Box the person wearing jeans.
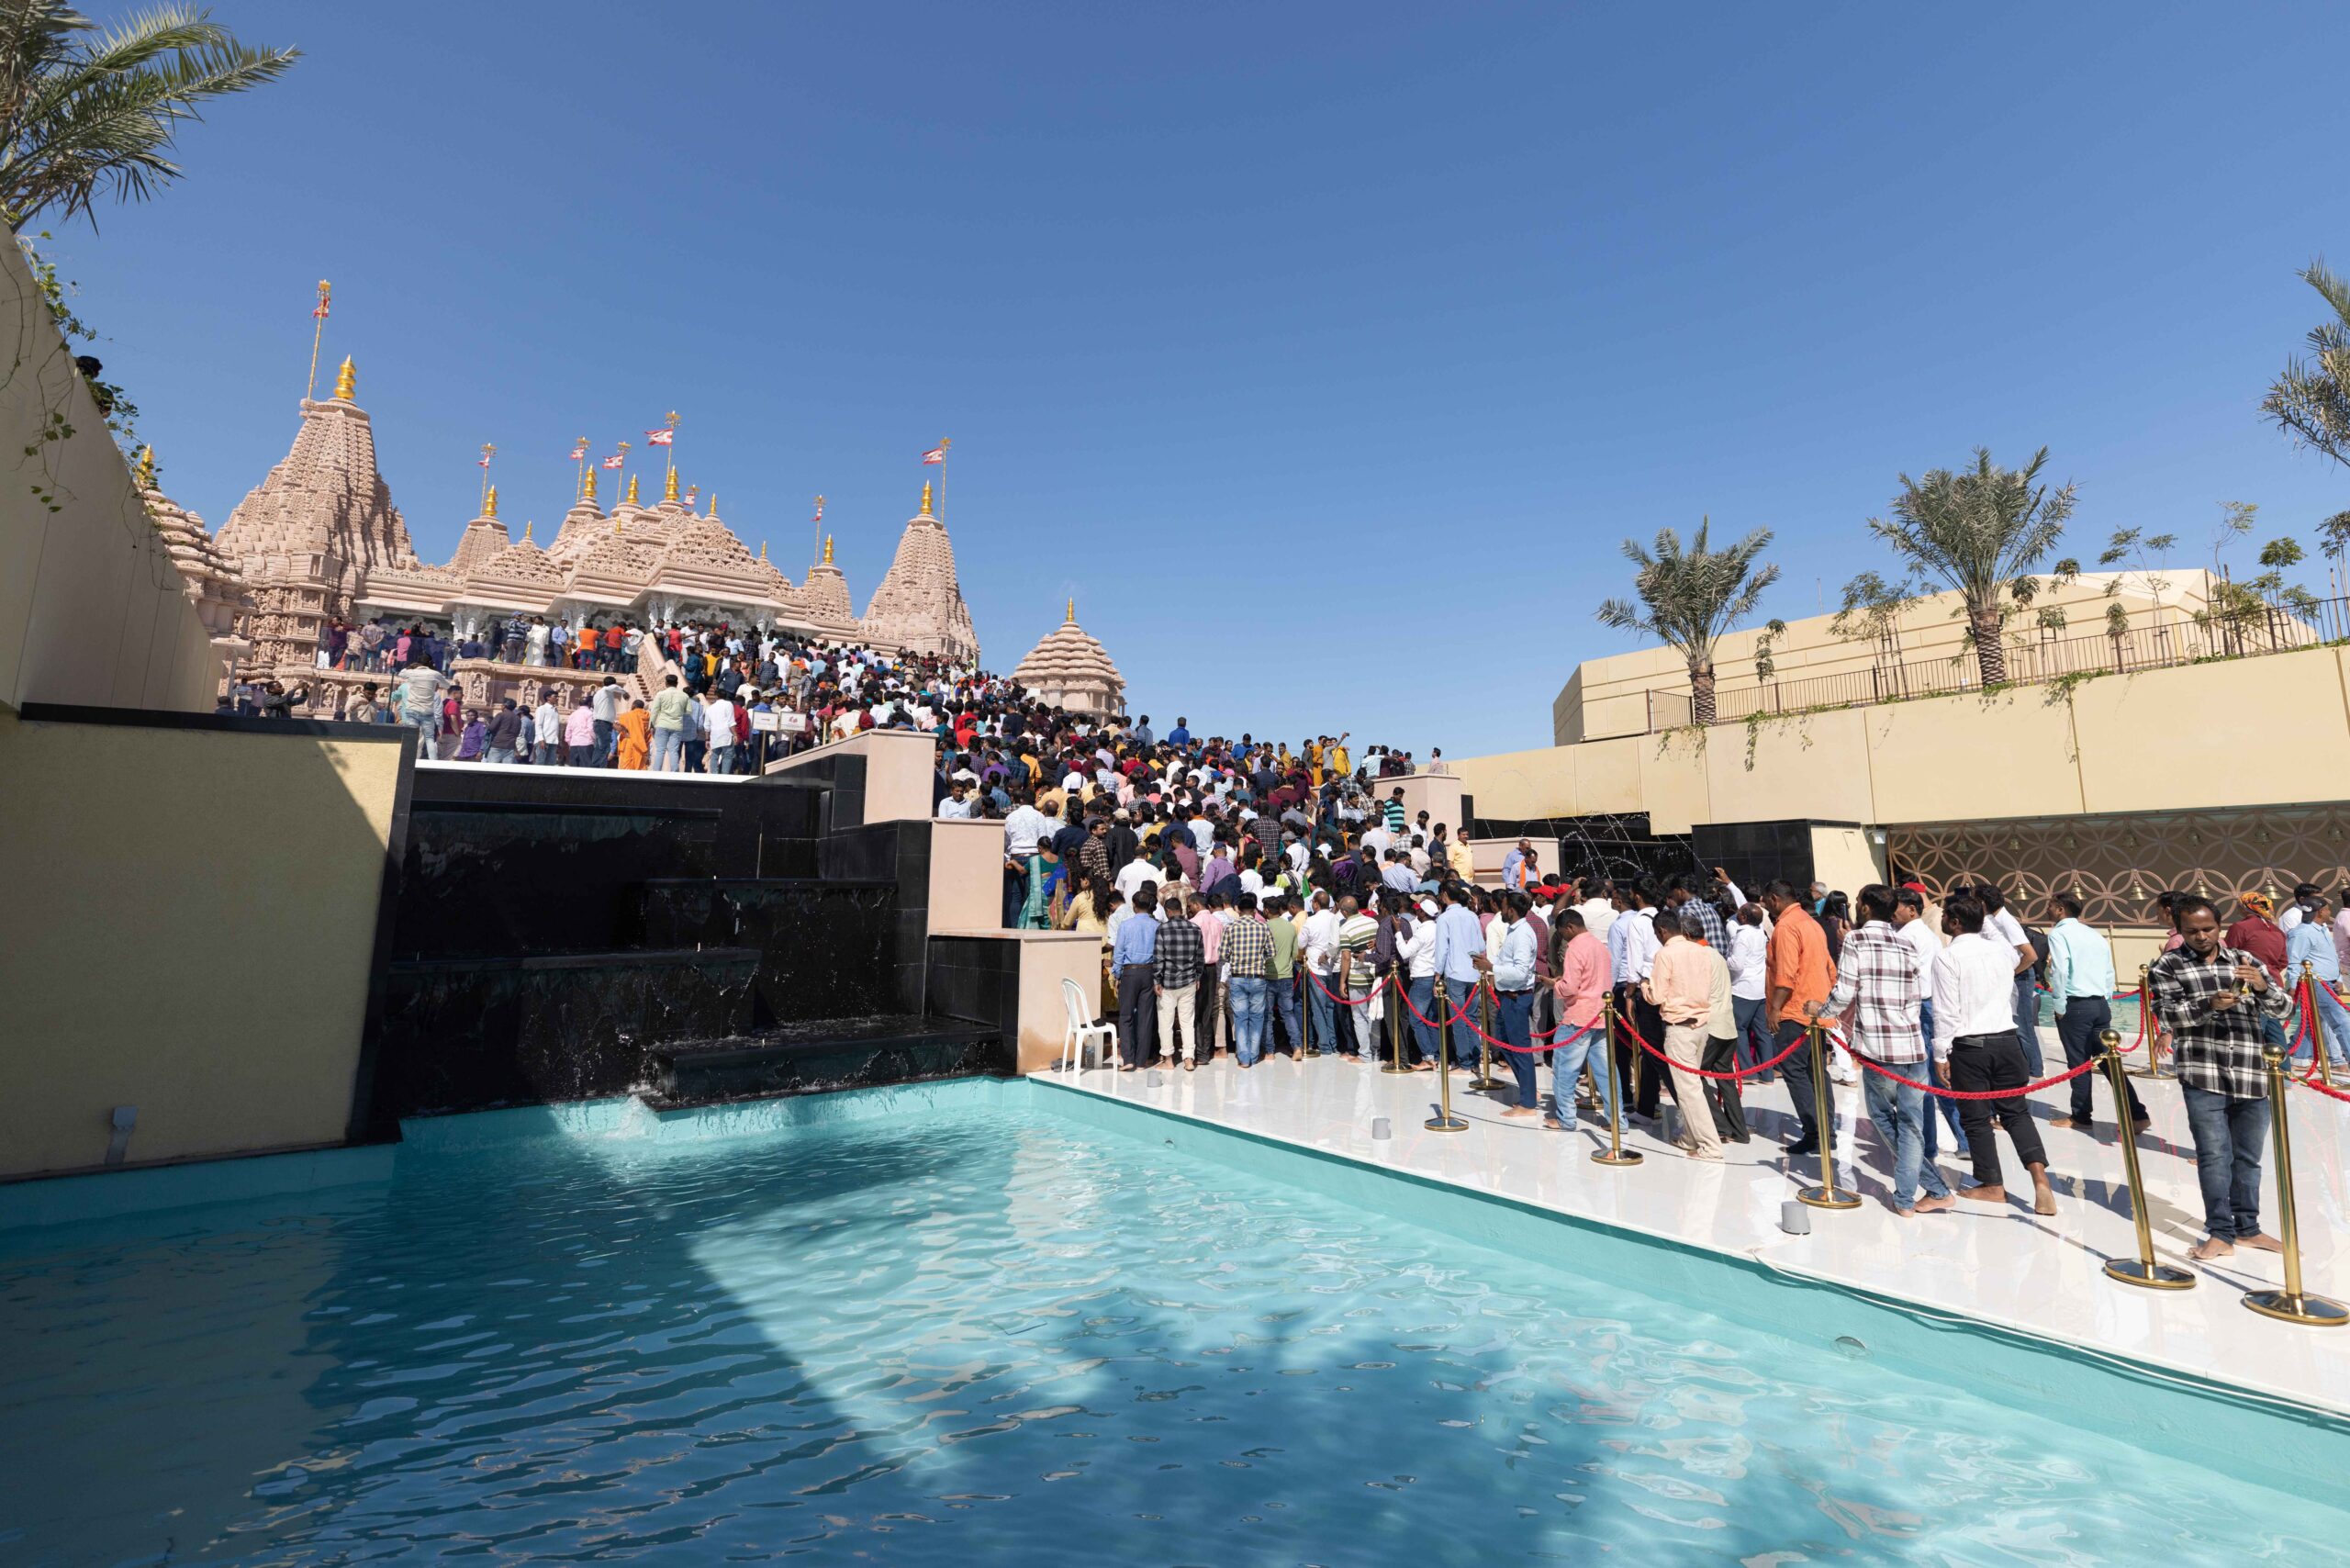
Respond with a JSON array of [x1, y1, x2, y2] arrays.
[[1222, 900, 1275, 1069], [2146, 897, 2292, 1260], [1547, 908, 1609, 1118], [1820, 885, 1953, 1214], [2286, 896, 2350, 1070], [1489, 892, 1541, 1117]]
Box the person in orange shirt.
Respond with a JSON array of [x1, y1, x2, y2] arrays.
[[614, 699, 653, 770], [1763, 879, 1837, 1157]]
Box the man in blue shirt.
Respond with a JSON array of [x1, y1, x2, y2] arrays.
[[2287, 891, 2350, 1070], [1429, 881, 1486, 1072], [1166, 716, 1192, 747], [1113, 885, 1162, 1070], [2043, 894, 2147, 1133]]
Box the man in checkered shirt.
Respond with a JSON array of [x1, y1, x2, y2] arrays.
[[1816, 884, 1955, 1216], [2146, 896, 2293, 1260]]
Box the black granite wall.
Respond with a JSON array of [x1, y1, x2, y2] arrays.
[[633, 879, 900, 1025], [820, 820, 934, 1014]]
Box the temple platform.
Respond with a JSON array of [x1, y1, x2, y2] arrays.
[[1036, 1039, 2350, 1422]]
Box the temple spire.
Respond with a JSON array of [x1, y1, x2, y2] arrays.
[[133, 445, 155, 490], [625, 473, 640, 505], [823, 534, 834, 565], [663, 465, 679, 503], [918, 480, 934, 518], [1067, 597, 1075, 622], [331, 355, 356, 401], [484, 484, 498, 519]]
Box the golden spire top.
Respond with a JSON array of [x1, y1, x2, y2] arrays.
[[1067, 597, 1075, 622], [133, 445, 154, 490], [485, 484, 498, 519], [522, 520, 533, 542], [625, 473, 640, 504], [823, 534, 834, 566], [663, 465, 679, 503], [331, 355, 356, 401], [583, 465, 598, 501], [758, 539, 768, 561], [918, 480, 934, 517], [708, 493, 720, 519]]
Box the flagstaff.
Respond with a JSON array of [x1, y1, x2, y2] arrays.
[[810, 494, 825, 567], [923, 436, 951, 521], [477, 442, 496, 510], [304, 280, 330, 401]]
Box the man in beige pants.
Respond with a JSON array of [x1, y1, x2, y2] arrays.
[[1642, 908, 1724, 1159], [1153, 892, 1205, 1069]]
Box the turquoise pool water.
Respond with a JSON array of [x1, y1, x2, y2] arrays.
[[1, 1093, 2342, 1564]]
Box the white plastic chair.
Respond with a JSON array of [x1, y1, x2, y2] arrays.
[[1060, 977, 1115, 1073]]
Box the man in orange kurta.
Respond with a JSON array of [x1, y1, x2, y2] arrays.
[[1763, 881, 1837, 1156], [615, 700, 652, 770]]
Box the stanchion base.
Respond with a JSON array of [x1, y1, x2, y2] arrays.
[[1466, 1073, 1505, 1092], [1591, 1149, 1644, 1166], [2244, 1290, 2350, 1326], [1796, 1184, 1863, 1211], [1424, 1114, 1470, 1133], [2104, 1258, 2197, 1291], [1380, 1063, 1414, 1076]]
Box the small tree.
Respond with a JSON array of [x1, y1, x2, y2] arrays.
[[2196, 501, 2318, 651], [1595, 518, 1778, 725], [1841, 447, 2075, 687], [2264, 261, 2350, 469]]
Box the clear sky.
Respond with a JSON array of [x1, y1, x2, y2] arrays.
[[62, 3, 2350, 756]]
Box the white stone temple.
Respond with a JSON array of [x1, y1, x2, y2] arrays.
[[1011, 601, 1125, 716]]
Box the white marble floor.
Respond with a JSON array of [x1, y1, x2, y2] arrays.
[[1036, 1036, 2350, 1419]]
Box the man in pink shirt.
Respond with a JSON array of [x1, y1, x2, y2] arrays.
[[1641, 908, 1723, 1159], [1547, 909, 1617, 1131], [1192, 892, 1227, 1059]]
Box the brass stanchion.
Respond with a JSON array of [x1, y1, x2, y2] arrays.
[[1426, 978, 1467, 1132], [1796, 1020, 1859, 1210], [2244, 1046, 2348, 1326], [1592, 999, 1643, 1166], [2128, 962, 2170, 1080], [1469, 981, 1504, 1092], [2097, 1028, 2194, 1290], [2301, 962, 2336, 1089], [1382, 970, 1411, 1074]]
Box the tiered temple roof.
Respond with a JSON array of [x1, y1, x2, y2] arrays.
[[861, 481, 980, 663], [1011, 600, 1124, 716], [135, 447, 250, 662]]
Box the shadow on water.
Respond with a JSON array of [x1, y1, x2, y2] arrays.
[[1, 1098, 2342, 1565]]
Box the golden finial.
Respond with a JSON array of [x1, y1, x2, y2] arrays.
[[758, 539, 768, 560], [1067, 597, 1075, 622], [823, 534, 834, 566], [331, 355, 356, 401], [708, 493, 720, 519], [918, 480, 934, 517], [522, 520, 533, 542], [625, 473, 640, 504], [133, 444, 154, 490], [485, 484, 498, 519], [583, 466, 598, 501], [663, 465, 679, 503]]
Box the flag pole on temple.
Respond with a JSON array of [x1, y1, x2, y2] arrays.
[[647, 411, 678, 498], [305, 281, 331, 400], [810, 494, 825, 568], [923, 437, 950, 520], [571, 437, 589, 498], [477, 442, 496, 510], [614, 440, 632, 505]]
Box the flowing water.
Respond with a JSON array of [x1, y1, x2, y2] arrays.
[[0, 1098, 2337, 1565]]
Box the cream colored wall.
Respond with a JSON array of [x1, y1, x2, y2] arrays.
[[1393, 772, 1464, 839], [1459, 644, 2350, 835], [1010, 932, 1106, 1072], [1808, 825, 1886, 894], [0, 710, 404, 1177], [763, 727, 937, 822], [930, 817, 1007, 931], [0, 240, 220, 715], [1554, 572, 2222, 745]]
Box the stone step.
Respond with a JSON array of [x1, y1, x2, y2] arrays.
[[647, 1015, 1004, 1108]]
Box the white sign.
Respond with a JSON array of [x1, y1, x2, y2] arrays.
[[754, 710, 807, 734]]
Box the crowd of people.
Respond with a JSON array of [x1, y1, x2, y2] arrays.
[[1043, 823, 2350, 1261]]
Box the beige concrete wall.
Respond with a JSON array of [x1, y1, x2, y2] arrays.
[[0, 240, 220, 716], [0, 709, 404, 1177], [1011, 933, 1104, 1072], [1392, 772, 1465, 839], [1808, 824, 1886, 895], [931, 817, 1006, 931], [763, 727, 937, 823]]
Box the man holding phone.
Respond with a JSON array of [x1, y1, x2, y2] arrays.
[[2146, 897, 2295, 1261]]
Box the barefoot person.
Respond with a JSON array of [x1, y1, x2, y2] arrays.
[[1929, 893, 2057, 1215], [2147, 896, 2293, 1261]]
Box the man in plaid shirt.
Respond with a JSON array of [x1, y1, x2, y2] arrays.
[[1816, 884, 1954, 1215], [2147, 896, 2293, 1260], [1667, 879, 1727, 949], [1153, 892, 1207, 1070], [1222, 897, 1277, 1067]]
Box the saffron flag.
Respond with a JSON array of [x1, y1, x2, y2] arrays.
[[645, 429, 675, 446], [921, 445, 946, 465], [569, 442, 588, 460], [601, 455, 624, 470]]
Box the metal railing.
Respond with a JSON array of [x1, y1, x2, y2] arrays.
[[1637, 595, 2350, 732]]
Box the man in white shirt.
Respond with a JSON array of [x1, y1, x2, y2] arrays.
[[1727, 903, 1770, 1073], [1895, 885, 1968, 1163], [1974, 882, 2043, 1075], [1574, 879, 1616, 946], [1115, 852, 1162, 903], [938, 781, 976, 819], [1930, 893, 2055, 1215], [703, 693, 739, 773], [532, 697, 562, 766], [1302, 892, 1344, 1057]]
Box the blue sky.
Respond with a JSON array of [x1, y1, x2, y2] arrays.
[[64, 3, 2350, 756]]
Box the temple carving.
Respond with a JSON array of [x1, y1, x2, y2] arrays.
[[860, 481, 979, 663]]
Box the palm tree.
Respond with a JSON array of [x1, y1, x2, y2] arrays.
[[1595, 518, 1778, 725], [2263, 260, 2350, 468], [0, 2, 297, 231], [1843, 447, 2075, 688]]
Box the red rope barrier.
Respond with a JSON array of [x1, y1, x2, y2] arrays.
[[1392, 973, 1478, 1030], [1614, 1010, 1807, 1081], [2298, 1069, 2350, 1103], [1434, 981, 1597, 1053], [1844, 1046, 2100, 1100]]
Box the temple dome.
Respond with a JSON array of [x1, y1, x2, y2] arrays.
[[1012, 603, 1124, 716]]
